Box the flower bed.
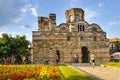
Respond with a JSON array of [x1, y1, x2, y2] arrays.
[[0, 65, 61, 80]]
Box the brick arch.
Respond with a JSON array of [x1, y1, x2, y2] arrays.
[[58, 23, 69, 32], [75, 21, 89, 32], [75, 21, 89, 26]]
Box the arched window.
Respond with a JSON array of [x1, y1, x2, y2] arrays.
[[80, 25, 82, 31], [56, 50, 60, 62], [78, 25, 85, 32], [78, 25, 80, 32], [67, 35, 71, 41], [92, 28, 97, 33], [69, 15, 72, 22], [93, 36, 97, 41], [62, 27, 66, 32], [83, 26, 85, 31], [75, 14, 79, 21], [80, 36, 84, 41]]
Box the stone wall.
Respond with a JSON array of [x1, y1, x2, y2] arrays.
[[32, 8, 110, 64]]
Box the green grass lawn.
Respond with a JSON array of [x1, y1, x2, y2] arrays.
[[58, 64, 93, 80], [102, 62, 120, 68]]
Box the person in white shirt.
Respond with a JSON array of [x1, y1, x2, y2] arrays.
[[90, 53, 96, 68], [22, 55, 26, 64]]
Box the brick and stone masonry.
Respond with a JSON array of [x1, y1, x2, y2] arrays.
[[32, 8, 110, 64]]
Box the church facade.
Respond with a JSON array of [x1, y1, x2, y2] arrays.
[[32, 8, 110, 64]]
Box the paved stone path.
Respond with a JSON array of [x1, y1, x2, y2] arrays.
[[71, 63, 120, 80]]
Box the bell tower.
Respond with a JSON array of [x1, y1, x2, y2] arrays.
[[49, 13, 56, 31], [65, 8, 84, 23]]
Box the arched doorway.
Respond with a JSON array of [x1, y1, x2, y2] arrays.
[[81, 46, 89, 63], [56, 50, 60, 62]]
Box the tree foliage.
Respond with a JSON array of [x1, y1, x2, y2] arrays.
[[0, 33, 30, 63]]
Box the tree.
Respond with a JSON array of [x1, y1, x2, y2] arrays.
[[0, 33, 10, 58], [0, 33, 30, 64]]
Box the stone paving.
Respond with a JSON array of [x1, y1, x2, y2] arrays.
[[71, 63, 120, 80]]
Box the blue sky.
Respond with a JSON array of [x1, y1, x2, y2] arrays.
[[0, 0, 120, 41]]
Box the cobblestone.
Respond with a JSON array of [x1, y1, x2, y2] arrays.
[[71, 63, 120, 80]]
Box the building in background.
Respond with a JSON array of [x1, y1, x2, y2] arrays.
[[109, 38, 120, 54], [32, 8, 110, 64]]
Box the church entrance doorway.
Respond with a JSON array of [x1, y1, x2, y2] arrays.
[[56, 50, 60, 62], [81, 46, 89, 63]]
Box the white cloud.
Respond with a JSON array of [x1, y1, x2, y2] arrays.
[[108, 21, 120, 26], [98, 3, 103, 8], [84, 8, 100, 21], [0, 0, 27, 26], [0, 0, 38, 26], [13, 31, 32, 41], [31, 7, 38, 17], [13, 32, 20, 36], [20, 25, 26, 29], [13, 7, 27, 22], [0, 32, 5, 37], [25, 33, 32, 41], [20, 24, 31, 29]]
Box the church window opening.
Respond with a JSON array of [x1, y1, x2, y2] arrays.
[[78, 25, 84, 32], [62, 27, 66, 32], [93, 36, 97, 41], [80, 25, 82, 31], [80, 36, 84, 41], [75, 14, 79, 21], [83, 25, 85, 31], [78, 25, 79, 31], [69, 15, 72, 22], [92, 27, 97, 33], [67, 35, 71, 41]]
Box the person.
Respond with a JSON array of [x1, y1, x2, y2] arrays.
[[45, 57, 50, 64], [90, 53, 96, 68], [56, 56, 59, 64], [3, 57, 6, 64], [11, 54, 15, 64], [22, 55, 26, 64], [74, 54, 77, 63], [74, 54, 78, 63]]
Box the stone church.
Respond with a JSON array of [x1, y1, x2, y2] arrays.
[[32, 8, 110, 64]]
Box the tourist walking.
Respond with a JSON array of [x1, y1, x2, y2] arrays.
[[90, 53, 96, 68]]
